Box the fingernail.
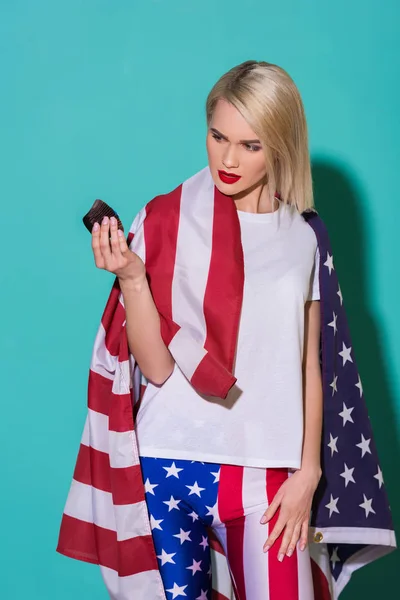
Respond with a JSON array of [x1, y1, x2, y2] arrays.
[[102, 216, 109, 224], [117, 229, 124, 237], [300, 544, 306, 552], [110, 216, 116, 226], [263, 545, 270, 553], [287, 549, 293, 557], [93, 222, 99, 231], [278, 553, 284, 562], [260, 516, 267, 524]]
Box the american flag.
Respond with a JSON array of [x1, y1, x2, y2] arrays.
[[57, 167, 396, 599], [303, 210, 396, 598]]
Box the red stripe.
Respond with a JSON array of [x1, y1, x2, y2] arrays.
[[202, 187, 244, 373], [73, 445, 144, 505], [266, 469, 299, 600], [311, 559, 332, 600], [143, 187, 181, 345], [57, 515, 157, 575], [191, 351, 237, 399], [88, 370, 135, 432], [219, 465, 246, 600], [101, 284, 125, 357]]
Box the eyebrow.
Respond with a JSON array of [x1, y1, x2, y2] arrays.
[[210, 127, 261, 145]]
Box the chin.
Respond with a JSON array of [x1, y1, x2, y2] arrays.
[[211, 172, 245, 196]]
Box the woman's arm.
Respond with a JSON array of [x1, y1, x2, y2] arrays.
[[120, 276, 175, 386], [300, 299, 323, 477]]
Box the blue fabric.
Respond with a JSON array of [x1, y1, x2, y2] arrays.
[[140, 456, 221, 600]]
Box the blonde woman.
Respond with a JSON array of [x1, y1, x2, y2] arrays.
[[58, 61, 396, 600]]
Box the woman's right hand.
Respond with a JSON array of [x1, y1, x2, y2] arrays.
[[91, 215, 146, 284]]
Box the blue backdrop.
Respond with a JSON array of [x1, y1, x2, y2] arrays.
[[1, 1, 398, 598]]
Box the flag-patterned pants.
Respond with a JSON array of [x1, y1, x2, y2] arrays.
[[140, 456, 315, 600]]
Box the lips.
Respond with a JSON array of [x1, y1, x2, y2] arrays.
[[218, 170, 242, 184]]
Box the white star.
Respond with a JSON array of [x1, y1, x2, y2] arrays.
[[144, 478, 158, 495], [163, 496, 181, 512], [205, 503, 219, 522], [330, 546, 340, 569], [325, 494, 340, 517], [340, 463, 356, 487], [186, 559, 202, 575], [337, 285, 343, 305], [338, 342, 353, 366], [339, 402, 354, 426], [173, 528, 192, 545], [157, 549, 176, 566], [199, 535, 209, 550], [166, 582, 188, 598], [210, 469, 220, 483], [359, 494, 376, 518], [324, 252, 335, 275], [355, 374, 363, 397], [328, 433, 339, 456], [328, 312, 338, 334], [163, 462, 184, 478], [374, 466, 384, 488], [186, 481, 206, 497], [330, 374, 338, 396], [188, 511, 199, 522], [196, 591, 208, 600], [150, 514, 163, 530], [356, 434, 372, 457]]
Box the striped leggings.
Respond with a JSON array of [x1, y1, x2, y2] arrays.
[[140, 456, 315, 600]]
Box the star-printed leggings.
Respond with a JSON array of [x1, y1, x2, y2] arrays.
[[140, 456, 315, 600]]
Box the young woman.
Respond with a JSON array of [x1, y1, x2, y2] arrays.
[[90, 60, 322, 599]]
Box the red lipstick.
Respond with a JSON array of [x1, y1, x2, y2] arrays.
[[218, 170, 242, 184]]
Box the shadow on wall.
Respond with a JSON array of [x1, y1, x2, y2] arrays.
[[311, 158, 399, 599]]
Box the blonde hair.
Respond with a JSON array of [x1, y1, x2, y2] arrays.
[[205, 60, 314, 213]]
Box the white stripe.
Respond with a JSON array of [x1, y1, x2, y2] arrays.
[[168, 328, 207, 380], [112, 359, 131, 395], [244, 509, 270, 598], [242, 466, 268, 513], [64, 479, 149, 540], [82, 409, 136, 468], [115, 499, 151, 541], [109, 429, 137, 468], [308, 525, 397, 546], [91, 323, 117, 380], [64, 479, 116, 531], [169, 168, 214, 375], [86, 408, 109, 453], [297, 545, 315, 600], [210, 531, 235, 600], [100, 565, 166, 600]]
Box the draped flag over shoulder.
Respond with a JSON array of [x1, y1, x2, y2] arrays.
[[57, 166, 396, 600]]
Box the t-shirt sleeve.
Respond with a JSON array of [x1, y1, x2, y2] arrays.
[[308, 245, 320, 301]]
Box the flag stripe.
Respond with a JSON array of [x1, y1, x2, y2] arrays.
[[74, 443, 145, 505], [219, 465, 247, 600], [57, 514, 157, 576], [202, 186, 244, 373], [266, 469, 299, 600]]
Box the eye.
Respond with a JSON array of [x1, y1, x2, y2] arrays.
[[211, 132, 223, 142], [243, 143, 262, 152]]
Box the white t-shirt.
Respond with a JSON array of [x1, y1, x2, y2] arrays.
[[136, 200, 320, 469]]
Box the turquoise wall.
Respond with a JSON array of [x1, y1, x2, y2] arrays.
[[1, 1, 398, 597]]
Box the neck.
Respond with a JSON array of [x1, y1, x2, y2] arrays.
[[233, 180, 277, 214]]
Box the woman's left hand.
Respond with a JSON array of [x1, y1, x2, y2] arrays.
[[260, 467, 322, 561]]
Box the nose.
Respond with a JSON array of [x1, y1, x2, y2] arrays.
[[222, 144, 239, 170]]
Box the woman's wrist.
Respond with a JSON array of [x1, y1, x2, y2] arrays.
[[118, 273, 148, 293]]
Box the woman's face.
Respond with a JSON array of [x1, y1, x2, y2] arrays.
[[206, 98, 267, 197]]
